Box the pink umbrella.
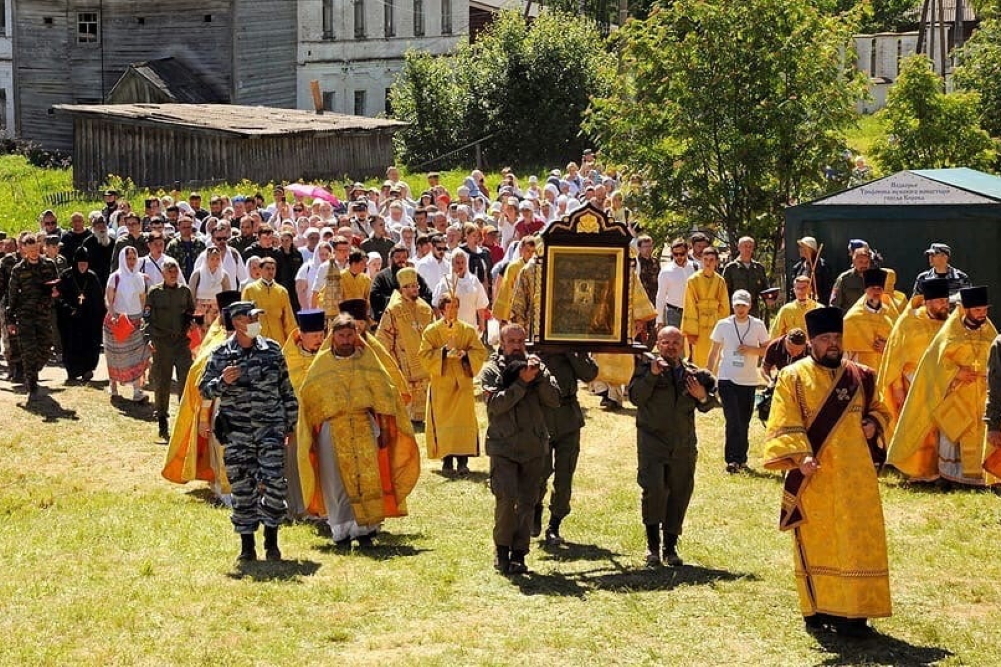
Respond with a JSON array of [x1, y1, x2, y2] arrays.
[[285, 183, 341, 206]]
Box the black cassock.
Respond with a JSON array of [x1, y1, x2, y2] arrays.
[[56, 267, 106, 379]]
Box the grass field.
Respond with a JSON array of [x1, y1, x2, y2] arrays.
[[1, 361, 999, 666]]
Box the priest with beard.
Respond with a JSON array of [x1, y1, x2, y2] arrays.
[[763, 306, 892, 638], [876, 278, 951, 429], [83, 216, 115, 288], [296, 314, 421, 548], [887, 286, 999, 487]]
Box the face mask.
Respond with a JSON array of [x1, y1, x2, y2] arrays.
[[245, 322, 262, 338]]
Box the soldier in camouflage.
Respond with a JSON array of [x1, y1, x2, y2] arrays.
[[5, 235, 59, 397], [0, 233, 28, 382], [199, 301, 298, 562]]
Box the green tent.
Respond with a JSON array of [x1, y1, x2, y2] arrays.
[[785, 168, 1001, 307]]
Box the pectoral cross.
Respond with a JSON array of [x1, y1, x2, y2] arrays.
[[78, 294, 85, 305]]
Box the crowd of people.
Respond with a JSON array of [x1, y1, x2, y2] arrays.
[[4, 152, 1001, 642]]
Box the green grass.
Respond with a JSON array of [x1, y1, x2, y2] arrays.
[[1, 377, 998, 665]]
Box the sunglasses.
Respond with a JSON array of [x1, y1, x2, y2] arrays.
[[214, 236, 228, 242], [672, 251, 687, 257]]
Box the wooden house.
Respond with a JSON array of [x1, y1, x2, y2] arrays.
[[13, 0, 297, 150], [53, 103, 406, 189]]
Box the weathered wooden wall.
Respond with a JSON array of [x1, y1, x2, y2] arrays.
[[16, 0, 234, 150], [71, 118, 397, 189], [232, 0, 297, 108]]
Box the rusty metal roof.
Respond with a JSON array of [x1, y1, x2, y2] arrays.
[[52, 103, 406, 137]]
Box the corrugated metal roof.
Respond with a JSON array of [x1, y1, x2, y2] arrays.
[[52, 103, 407, 137], [913, 168, 1001, 200], [126, 58, 225, 104]]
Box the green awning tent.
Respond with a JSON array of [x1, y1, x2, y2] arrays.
[[784, 168, 1001, 307]]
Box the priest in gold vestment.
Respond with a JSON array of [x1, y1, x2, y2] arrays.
[[764, 306, 892, 638], [876, 278, 951, 429], [161, 290, 241, 505], [280, 309, 326, 518], [376, 268, 434, 423], [842, 269, 897, 371], [419, 293, 488, 473], [682, 246, 729, 367], [296, 314, 421, 546], [887, 286, 999, 487]]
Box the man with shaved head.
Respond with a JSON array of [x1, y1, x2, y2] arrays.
[[628, 326, 719, 567]]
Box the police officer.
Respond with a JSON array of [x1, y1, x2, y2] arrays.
[[199, 301, 298, 562], [145, 257, 196, 441], [479, 323, 561, 575], [5, 235, 59, 397], [628, 326, 719, 567], [534, 351, 599, 546]]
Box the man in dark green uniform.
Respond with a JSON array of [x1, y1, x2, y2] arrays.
[[722, 236, 769, 318], [44, 235, 69, 359], [5, 235, 59, 397], [479, 323, 561, 575], [534, 351, 599, 545], [628, 326, 718, 566], [144, 258, 196, 440]]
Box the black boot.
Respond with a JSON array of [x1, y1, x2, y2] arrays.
[[531, 504, 543, 538], [25, 377, 39, 398], [644, 524, 661, 566], [494, 545, 511, 574], [545, 515, 564, 546], [441, 456, 455, 475], [509, 549, 529, 574], [456, 456, 470, 475], [238, 533, 257, 562], [663, 531, 683, 567], [263, 526, 281, 561], [158, 415, 170, 441]]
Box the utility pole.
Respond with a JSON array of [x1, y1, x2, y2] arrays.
[[619, 0, 628, 26]]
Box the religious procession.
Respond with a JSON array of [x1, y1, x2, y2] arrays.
[[4, 155, 1001, 647]]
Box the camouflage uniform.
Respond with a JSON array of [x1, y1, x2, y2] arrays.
[[0, 251, 23, 376], [199, 335, 298, 534], [6, 257, 59, 391]]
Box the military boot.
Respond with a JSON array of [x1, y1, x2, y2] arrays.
[[531, 504, 543, 538], [157, 415, 170, 441], [644, 524, 661, 566], [663, 532, 683, 567], [238, 533, 257, 562], [494, 545, 511, 574], [544, 516, 564, 546], [263, 526, 282, 561], [508, 550, 529, 575]]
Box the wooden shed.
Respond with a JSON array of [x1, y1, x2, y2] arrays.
[[53, 103, 407, 190]]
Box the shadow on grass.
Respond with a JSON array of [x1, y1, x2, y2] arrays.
[[227, 558, 322, 582], [509, 561, 755, 598], [18, 392, 79, 422], [314, 531, 431, 560], [538, 540, 624, 563], [110, 395, 157, 422], [584, 564, 755, 593], [183, 487, 229, 508], [811, 628, 952, 666], [432, 469, 491, 484], [737, 466, 782, 483]]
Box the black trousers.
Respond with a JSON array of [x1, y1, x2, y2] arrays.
[[718, 380, 755, 465]]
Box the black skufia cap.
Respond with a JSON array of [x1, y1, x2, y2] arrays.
[[805, 306, 844, 339]]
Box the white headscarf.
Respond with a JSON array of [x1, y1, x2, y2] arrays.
[[109, 246, 146, 314], [194, 249, 229, 299]]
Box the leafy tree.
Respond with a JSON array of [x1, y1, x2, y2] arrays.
[[954, 17, 1001, 139], [585, 0, 867, 267], [872, 55, 996, 171], [390, 10, 613, 169]]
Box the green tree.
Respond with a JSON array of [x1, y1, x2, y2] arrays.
[[390, 10, 613, 169], [954, 17, 1001, 139], [585, 0, 866, 265], [872, 55, 996, 171]]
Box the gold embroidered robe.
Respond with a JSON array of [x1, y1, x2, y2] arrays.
[[763, 358, 892, 620], [682, 271, 729, 367]]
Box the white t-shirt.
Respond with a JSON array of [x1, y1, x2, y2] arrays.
[[710, 315, 770, 385]]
